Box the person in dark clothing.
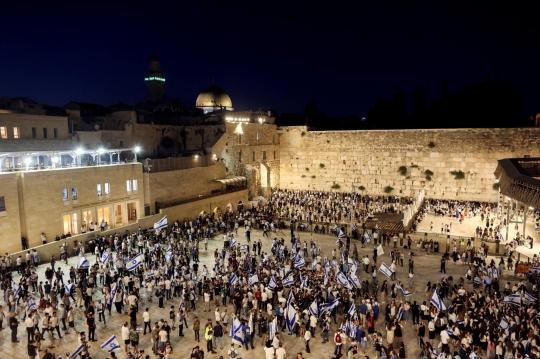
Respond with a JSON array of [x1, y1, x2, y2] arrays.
[[10, 312, 19, 342], [87, 313, 96, 341]]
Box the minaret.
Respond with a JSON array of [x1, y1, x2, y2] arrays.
[[144, 54, 166, 102]]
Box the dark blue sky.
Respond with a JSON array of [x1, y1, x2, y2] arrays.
[[1, 1, 539, 117]]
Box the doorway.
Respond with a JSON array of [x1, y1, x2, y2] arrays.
[[62, 212, 78, 235], [127, 202, 138, 224]]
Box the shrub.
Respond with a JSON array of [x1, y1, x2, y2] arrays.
[[428, 141, 435, 148], [311, 175, 316, 179], [424, 169, 434, 176], [358, 185, 366, 191], [301, 131, 306, 136], [493, 183, 500, 191], [331, 183, 341, 189], [398, 166, 407, 176], [450, 170, 465, 180], [384, 186, 394, 193], [319, 163, 325, 168], [425, 175, 432, 181], [301, 175, 306, 178], [305, 167, 309, 171], [411, 164, 419, 168]]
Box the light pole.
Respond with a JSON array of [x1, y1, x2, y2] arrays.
[[133, 146, 141, 162]]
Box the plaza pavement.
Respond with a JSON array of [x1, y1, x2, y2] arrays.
[[0, 224, 524, 359]]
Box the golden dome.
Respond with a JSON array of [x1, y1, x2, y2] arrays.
[[196, 85, 232, 109]]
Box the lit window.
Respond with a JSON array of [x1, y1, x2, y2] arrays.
[[97, 184, 102, 196], [105, 183, 110, 195], [13, 127, 20, 139], [133, 179, 138, 191], [0, 126, 6, 139], [126, 180, 131, 193], [62, 188, 69, 202], [71, 187, 77, 200]]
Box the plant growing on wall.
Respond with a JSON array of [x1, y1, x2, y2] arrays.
[[425, 176, 432, 181], [311, 175, 316, 179], [398, 166, 407, 176], [450, 170, 465, 180], [331, 183, 341, 189], [493, 183, 500, 191], [305, 167, 309, 171], [428, 141, 436, 148], [301, 131, 306, 136], [411, 164, 419, 168], [302, 175, 306, 178], [319, 163, 325, 168], [384, 186, 394, 193], [424, 169, 433, 181], [358, 185, 365, 191]]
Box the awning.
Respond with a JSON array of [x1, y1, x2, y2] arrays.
[[214, 176, 247, 185]]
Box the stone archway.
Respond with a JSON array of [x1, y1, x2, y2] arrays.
[[259, 162, 271, 197]]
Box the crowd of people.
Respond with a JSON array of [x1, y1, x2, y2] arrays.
[[1, 193, 540, 359]]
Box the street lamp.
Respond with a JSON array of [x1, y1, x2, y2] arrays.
[[133, 146, 140, 162], [24, 157, 31, 170]]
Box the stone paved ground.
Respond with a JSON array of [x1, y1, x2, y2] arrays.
[[0, 225, 520, 359]]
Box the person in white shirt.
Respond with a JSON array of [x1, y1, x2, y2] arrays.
[[304, 328, 311, 353], [203, 290, 211, 312], [142, 308, 151, 335], [215, 307, 221, 322], [121, 322, 130, 352], [276, 343, 287, 359]]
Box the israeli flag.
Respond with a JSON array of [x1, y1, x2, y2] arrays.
[[13, 283, 21, 298], [295, 256, 305, 268], [230, 237, 237, 247], [309, 299, 318, 316], [101, 251, 109, 264], [76, 257, 90, 270], [248, 273, 259, 285], [503, 294, 521, 306], [379, 262, 393, 278], [165, 248, 173, 262], [285, 292, 297, 335], [27, 298, 36, 312], [324, 260, 331, 272], [396, 306, 404, 321], [146, 271, 154, 279], [377, 244, 384, 256], [347, 303, 357, 319], [126, 254, 143, 271], [154, 215, 168, 230], [269, 316, 278, 340], [531, 267, 540, 272], [324, 271, 329, 286], [338, 231, 345, 240], [300, 273, 308, 289], [65, 283, 74, 295], [178, 301, 184, 312], [337, 271, 353, 290], [364, 231, 371, 243], [240, 244, 248, 251], [348, 272, 361, 288], [429, 346, 438, 358], [230, 273, 238, 286], [523, 292, 537, 305], [100, 335, 121, 353], [282, 272, 295, 287], [499, 317, 509, 330], [320, 298, 340, 315], [447, 327, 454, 336], [71, 344, 85, 359], [430, 290, 447, 311], [396, 284, 412, 296], [230, 316, 244, 344], [496, 232, 503, 240], [350, 261, 358, 274], [268, 276, 278, 290], [311, 259, 318, 270], [473, 277, 481, 285]]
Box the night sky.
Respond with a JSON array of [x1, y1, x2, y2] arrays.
[[2, 2, 539, 118]]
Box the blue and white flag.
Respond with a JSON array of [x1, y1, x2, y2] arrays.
[[503, 294, 521, 306], [430, 290, 446, 311], [230, 316, 244, 344], [309, 299, 318, 316], [230, 237, 237, 248], [324, 271, 329, 286], [348, 272, 361, 288], [499, 317, 509, 330], [320, 299, 340, 316], [282, 272, 294, 286], [348, 303, 357, 319], [496, 232, 503, 240], [269, 316, 278, 340], [100, 335, 121, 353], [101, 251, 109, 264], [154, 215, 168, 230], [377, 244, 384, 256], [337, 271, 353, 290], [311, 259, 318, 270], [473, 277, 481, 285], [146, 270, 154, 279], [126, 254, 143, 271], [65, 283, 74, 295], [13, 283, 21, 298], [364, 231, 371, 243], [76, 257, 90, 270], [523, 292, 537, 305], [295, 256, 305, 268], [285, 292, 297, 334], [240, 244, 248, 251], [248, 273, 259, 285], [27, 298, 36, 312], [71, 344, 85, 359], [268, 276, 278, 290], [165, 248, 173, 262], [429, 346, 438, 358], [396, 284, 412, 296], [300, 273, 308, 289], [230, 274, 238, 286], [178, 301, 184, 312], [396, 306, 404, 321], [379, 263, 393, 278]]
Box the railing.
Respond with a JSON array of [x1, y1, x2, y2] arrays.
[[156, 186, 247, 211], [147, 155, 214, 173]]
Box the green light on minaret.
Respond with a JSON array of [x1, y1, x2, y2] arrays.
[[144, 77, 165, 82]]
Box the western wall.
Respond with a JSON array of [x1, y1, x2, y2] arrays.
[[277, 126, 540, 202]]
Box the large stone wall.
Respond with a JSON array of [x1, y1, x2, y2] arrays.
[[278, 126, 540, 202]]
